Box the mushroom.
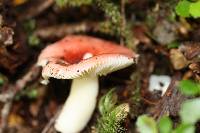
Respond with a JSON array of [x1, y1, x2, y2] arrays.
[[37, 35, 138, 133]]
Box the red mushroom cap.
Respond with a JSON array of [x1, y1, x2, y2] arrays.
[[38, 35, 138, 79], [38, 35, 137, 64]]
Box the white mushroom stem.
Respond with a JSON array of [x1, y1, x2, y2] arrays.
[[55, 75, 99, 133]]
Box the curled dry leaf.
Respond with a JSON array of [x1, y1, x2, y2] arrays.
[[189, 63, 200, 81], [179, 42, 200, 60], [8, 113, 24, 127], [132, 25, 150, 44], [153, 20, 177, 45], [170, 49, 189, 70]]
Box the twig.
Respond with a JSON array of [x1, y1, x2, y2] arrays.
[[15, 65, 41, 90], [153, 73, 187, 120], [42, 107, 62, 133], [34, 22, 99, 40], [120, 0, 126, 45], [179, 42, 200, 60], [0, 65, 41, 132], [0, 91, 14, 133], [0, 93, 12, 102], [18, 0, 54, 20]]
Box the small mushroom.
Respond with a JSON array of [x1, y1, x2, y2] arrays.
[[37, 35, 138, 133]]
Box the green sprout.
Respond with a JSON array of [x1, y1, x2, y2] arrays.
[[96, 89, 129, 133]]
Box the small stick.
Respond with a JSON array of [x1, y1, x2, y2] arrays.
[[34, 22, 98, 40], [0, 65, 41, 132], [120, 0, 126, 45], [0, 91, 14, 133], [42, 107, 62, 133], [18, 0, 54, 20]]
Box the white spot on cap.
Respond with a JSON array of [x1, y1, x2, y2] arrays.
[[83, 53, 93, 59]]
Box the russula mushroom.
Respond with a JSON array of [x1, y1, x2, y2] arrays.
[[37, 35, 138, 133]]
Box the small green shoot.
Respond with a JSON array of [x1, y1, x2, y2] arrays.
[[0, 75, 4, 86], [28, 34, 40, 47], [167, 41, 180, 49], [23, 19, 36, 34], [15, 87, 38, 100], [0, 73, 7, 86], [23, 19, 41, 47], [96, 89, 129, 133], [0, 78, 3, 86], [55, 0, 93, 7]]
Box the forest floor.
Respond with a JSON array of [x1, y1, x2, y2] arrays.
[[0, 0, 199, 133]]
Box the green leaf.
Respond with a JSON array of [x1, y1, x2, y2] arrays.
[[190, 1, 200, 18], [167, 41, 180, 49], [158, 116, 172, 133], [172, 124, 195, 133], [180, 98, 200, 124], [23, 19, 36, 33], [26, 89, 38, 99], [0, 74, 5, 86], [136, 115, 158, 133], [179, 80, 200, 96], [175, 0, 191, 17]]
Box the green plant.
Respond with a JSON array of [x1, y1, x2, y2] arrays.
[[28, 34, 40, 47], [55, 0, 134, 48], [55, 0, 93, 7], [136, 115, 158, 133], [175, 0, 200, 18], [15, 86, 38, 100], [136, 80, 200, 133], [0, 73, 6, 86], [96, 89, 129, 133], [23, 19, 40, 47], [96, 0, 134, 48], [167, 41, 180, 49], [136, 105, 197, 133]]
